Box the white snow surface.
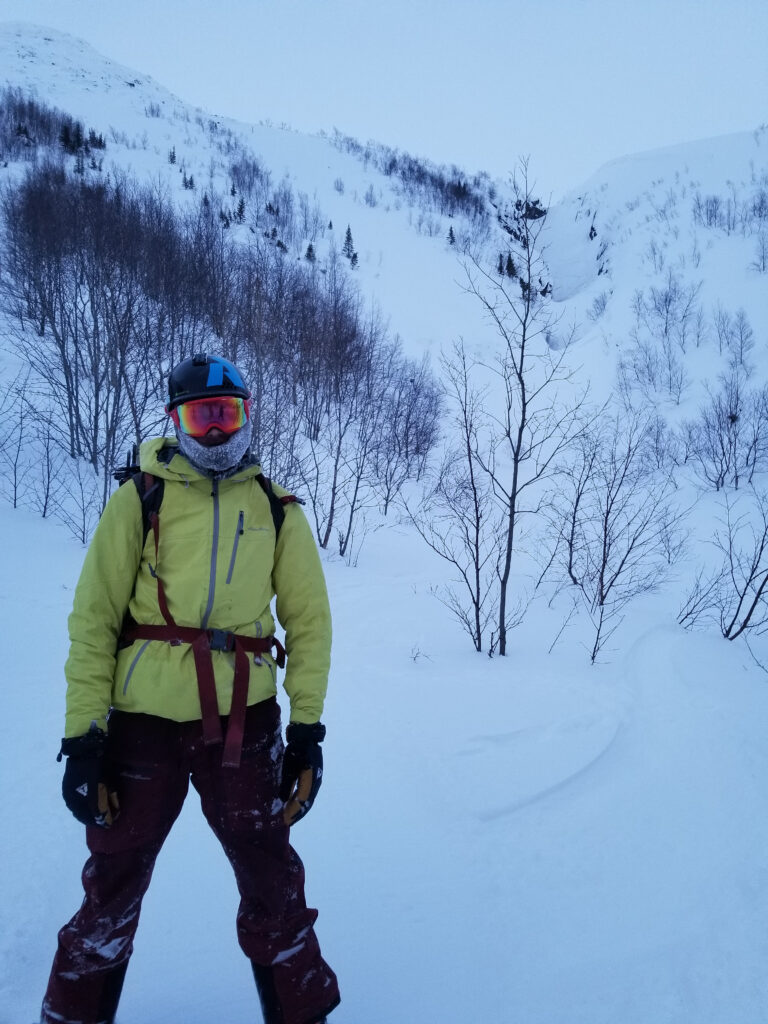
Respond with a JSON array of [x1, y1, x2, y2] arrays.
[[1, 23, 768, 1024], [4, 506, 768, 1024]]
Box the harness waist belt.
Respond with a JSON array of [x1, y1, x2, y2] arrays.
[[121, 624, 286, 768]]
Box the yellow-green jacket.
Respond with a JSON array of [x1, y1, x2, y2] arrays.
[[64, 438, 331, 738]]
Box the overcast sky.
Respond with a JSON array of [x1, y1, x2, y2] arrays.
[[2, 0, 766, 200]]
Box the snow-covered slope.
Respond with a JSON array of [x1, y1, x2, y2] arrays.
[[1, 23, 768, 1024], [547, 129, 767, 329], [3, 488, 768, 1024], [0, 22, 487, 354]]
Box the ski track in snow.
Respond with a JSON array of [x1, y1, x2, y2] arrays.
[[471, 714, 626, 820]]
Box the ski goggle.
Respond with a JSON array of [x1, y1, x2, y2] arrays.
[[168, 396, 250, 437]]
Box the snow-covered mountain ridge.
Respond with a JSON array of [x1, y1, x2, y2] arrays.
[[547, 128, 767, 326], [2, 22, 764, 364], [0, 21, 493, 352]]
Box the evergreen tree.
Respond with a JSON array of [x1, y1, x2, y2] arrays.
[[305, 243, 316, 263], [448, 225, 456, 246], [342, 225, 355, 259], [59, 121, 72, 153]]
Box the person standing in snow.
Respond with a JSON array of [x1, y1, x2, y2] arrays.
[[40, 353, 340, 1024]]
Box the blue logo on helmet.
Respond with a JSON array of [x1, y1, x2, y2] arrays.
[[206, 358, 244, 390]]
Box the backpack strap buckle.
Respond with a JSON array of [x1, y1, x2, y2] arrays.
[[208, 628, 234, 652]]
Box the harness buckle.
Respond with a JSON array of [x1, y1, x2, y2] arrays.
[[208, 628, 234, 652]]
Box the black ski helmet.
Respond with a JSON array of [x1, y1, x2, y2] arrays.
[[166, 353, 250, 411]]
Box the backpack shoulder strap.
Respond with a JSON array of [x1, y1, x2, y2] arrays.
[[132, 471, 164, 547], [255, 472, 303, 540]]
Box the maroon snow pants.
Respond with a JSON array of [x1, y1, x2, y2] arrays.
[[41, 700, 340, 1024]]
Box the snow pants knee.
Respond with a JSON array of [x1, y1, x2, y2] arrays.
[[41, 701, 340, 1024]]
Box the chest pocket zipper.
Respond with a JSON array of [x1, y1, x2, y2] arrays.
[[225, 511, 245, 584]]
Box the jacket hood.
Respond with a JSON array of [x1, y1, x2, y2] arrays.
[[139, 436, 264, 484]]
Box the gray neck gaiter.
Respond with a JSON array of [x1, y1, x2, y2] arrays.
[[175, 419, 254, 477]]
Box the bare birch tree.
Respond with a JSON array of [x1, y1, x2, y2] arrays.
[[404, 341, 502, 651], [555, 413, 686, 662], [679, 488, 768, 645], [462, 160, 589, 654]]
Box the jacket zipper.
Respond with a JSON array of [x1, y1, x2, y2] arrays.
[[122, 640, 151, 695], [226, 511, 245, 584], [201, 479, 220, 629]]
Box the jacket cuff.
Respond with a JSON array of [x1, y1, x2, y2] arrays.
[[286, 721, 326, 747], [59, 725, 107, 759]]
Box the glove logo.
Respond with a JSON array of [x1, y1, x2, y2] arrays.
[[76, 782, 89, 797]]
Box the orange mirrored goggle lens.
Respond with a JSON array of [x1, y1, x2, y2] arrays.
[[172, 396, 249, 437]]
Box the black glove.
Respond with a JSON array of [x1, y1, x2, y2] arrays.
[[59, 726, 119, 828], [279, 722, 325, 826]]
